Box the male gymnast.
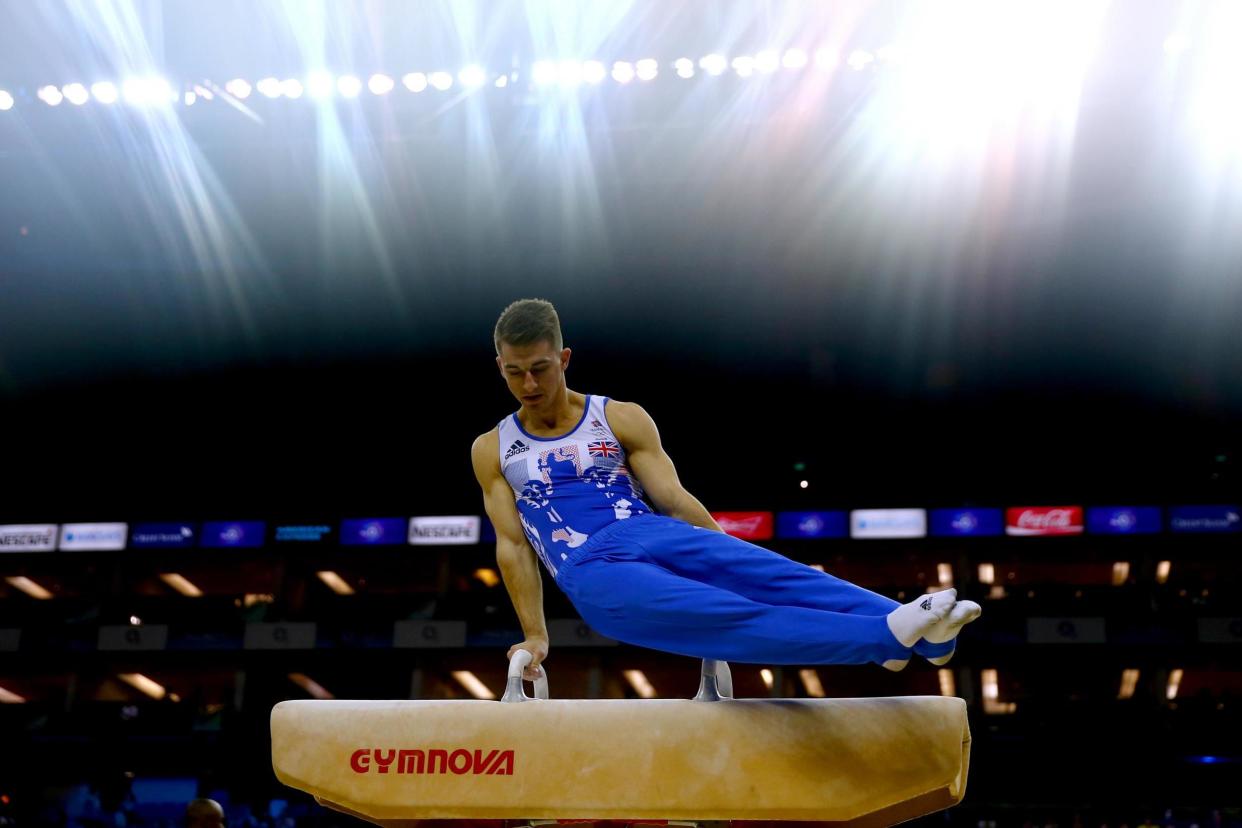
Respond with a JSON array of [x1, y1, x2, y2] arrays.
[[471, 299, 981, 679]]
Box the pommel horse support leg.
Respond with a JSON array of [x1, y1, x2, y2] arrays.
[[271, 652, 971, 828]]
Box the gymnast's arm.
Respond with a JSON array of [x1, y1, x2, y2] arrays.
[[471, 430, 549, 675], [606, 401, 722, 532]]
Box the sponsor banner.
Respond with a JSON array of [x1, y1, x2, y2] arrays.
[[59, 522, 128, 551], [340, 518, 407, 546], [1027, 617, 1107, 644], [776, 511, 849, 539], [930, 508, 1003, 537], [1168, 505, 1241, 534], [547, 618, 619, 647], [243, 622, 317, 650], [275, 524, 333, 543], [408, 516, 481, 546], [850, 509, 927, 539], [393, 620, 469, 649], [0, 524, 58, 552], [200, 521, 267, 548], [98, 624, 169, 652], [1005, 506, 1084, 537], [711, 511, 775, 540], [129, 523, 196, 549], [1086, 506, 1162, 535], [1198, 618, 1242, 644]]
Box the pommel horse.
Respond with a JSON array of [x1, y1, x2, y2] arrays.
[[271, 652, 971, 828]]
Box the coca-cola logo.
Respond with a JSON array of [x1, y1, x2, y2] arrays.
[[1017, 509, 1073, 528], [711, 512, 774, 539], [719, 516, 764, 533], [1006, 507, 1083, 536]]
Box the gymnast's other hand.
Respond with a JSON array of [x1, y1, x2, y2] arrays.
[[508, 637, 549, 680]]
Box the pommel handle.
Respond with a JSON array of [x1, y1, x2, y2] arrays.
[[501, 648, 549, 703]]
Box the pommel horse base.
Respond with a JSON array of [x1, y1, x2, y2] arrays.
[[271, 654, 971, 828]]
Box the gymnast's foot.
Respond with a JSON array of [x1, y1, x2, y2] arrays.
[[923, 600, 982, 645], [886, 588, 956, 648]]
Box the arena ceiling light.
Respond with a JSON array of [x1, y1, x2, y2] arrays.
[[847, 49, 874, 71], [759, 668, 774, 690], [799, 669, 825, 697], [62, 83, 90, 105], [280, 78, 304, 99], [674, 58, 694, 79], [1166, 668, 1183, 700], [119, 672, 170, 700], [814, 47, 839, 70], [981, 668, 1016, 714], [937, 563, 954, 587], [306, 72, 334, 98], [472, 568, 500, 588], [289, 672, 334, 700], [5, 576, 52, 599], [224, 78, 251, 100], [0, 90, 13, 111], [556, 60, 584, 87], [429, 71, 453, 91], [611, 60, 635, 84], [635, 58, 658, 81], [1118, 669, 1140, 700], [582, 60, 606, 84], [938, 669, 956, 697], [532, 60, 557, 86], [731, 55, 755, 77], [158, 573, 203, 597], [336, 74, 363, 98], [122, 77, 174, 106], [1156, 560, 1171, 584], [458, 64, 486, 87], [623, 669, 656, 699], [402, 72, 428, 93], [782, 48, 809, 69], [699, 54, 727, 76], [37, 85, 64, 106], [754, 50, 780, 73], [256, 77, 283, 98], [316, 570, 355, 595], [0, 685, 27, 704], [367, 73, 394, 95], [452, 671, 495, 700]]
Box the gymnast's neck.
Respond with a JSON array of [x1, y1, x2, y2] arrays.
[[518, 388, 586, 436]]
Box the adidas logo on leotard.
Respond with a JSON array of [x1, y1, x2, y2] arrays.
[[504, 440, 529, 460], [920, 597, 933, 610]]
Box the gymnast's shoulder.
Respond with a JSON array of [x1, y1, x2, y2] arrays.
[[470, 428, 501, 477], [601, 398, 659, 437]]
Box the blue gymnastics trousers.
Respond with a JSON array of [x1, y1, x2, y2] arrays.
[[557, 513, 953, 666]]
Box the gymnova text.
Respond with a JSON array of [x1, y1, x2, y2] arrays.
[[349, 747, 515, 776]]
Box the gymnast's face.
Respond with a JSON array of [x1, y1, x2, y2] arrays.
[[497, 339, 571, 411]]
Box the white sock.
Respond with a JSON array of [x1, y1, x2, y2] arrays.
[[923, 600, 982, 644], [882, 658, 910, 672], [886, 588, 956, 648]]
